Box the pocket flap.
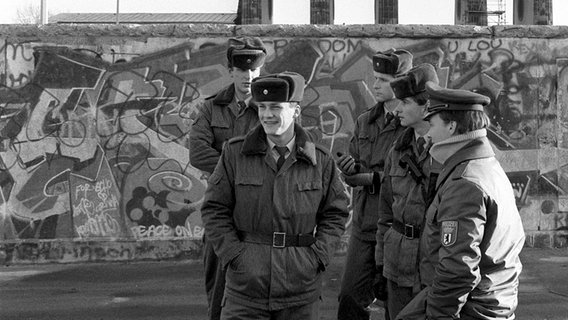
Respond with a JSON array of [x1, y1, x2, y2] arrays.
[[390, 166, 408, 177], [211, 113, 230, 128], [236, 175, 263, 186], [297, 180, 322, 191]]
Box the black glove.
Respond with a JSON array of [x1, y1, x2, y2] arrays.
[[373, 265, 388, 301], [336, 152, 359, 175]]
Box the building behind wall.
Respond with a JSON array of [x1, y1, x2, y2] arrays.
[[513, 0, 552, 25], [376, 0, 398, 24], [455, 0, 488, 25], [239, 0, 273, 24], [311, 0, 334, 24]]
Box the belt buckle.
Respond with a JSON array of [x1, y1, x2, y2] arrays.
[[273, 232, 286, 248], [404, 224, 415, 239]]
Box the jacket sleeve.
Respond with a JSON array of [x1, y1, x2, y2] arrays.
[[375, 147, 395, 267], [311, 156, 349, 270], [190, 101, 222, 174], [200, 143, 244, 267], [348, 118, 362, 169], [426, 180, 485, 319]]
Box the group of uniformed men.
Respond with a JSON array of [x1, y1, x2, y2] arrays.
[[190, 36, 525, 320]]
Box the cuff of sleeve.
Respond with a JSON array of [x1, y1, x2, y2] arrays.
[[310, 242, 329, 270]]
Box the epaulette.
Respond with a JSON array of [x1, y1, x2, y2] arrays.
[[450, 162, 468, 180], [358, 108, 373, 120], [314, 142, 331, 155]]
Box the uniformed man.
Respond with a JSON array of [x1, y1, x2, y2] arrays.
[[189, 36, 267, 320], [201, 71, 349, 320], [396, 82, 525, 320], [375, 64, 440, 320], [337, 48, 412, 320]]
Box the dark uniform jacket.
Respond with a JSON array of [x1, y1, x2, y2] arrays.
[[190, 85, 259, 174], [201, 124, 349, 311], [420, 136, 525, 319], [376, 128, 438, 288], [349, 102, 405, 241]]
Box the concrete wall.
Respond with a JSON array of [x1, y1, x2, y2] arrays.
[[1, 24, 568, 264]]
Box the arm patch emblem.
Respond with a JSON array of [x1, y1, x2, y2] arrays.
[[441, 221, 458, 247]]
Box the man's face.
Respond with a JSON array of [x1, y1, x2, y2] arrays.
[[373, 72, 396, 102], [230, 67, 261, 96], [395, 97, 426, 128], [426, 113, 455, 144], [258, 101, 299, 139]]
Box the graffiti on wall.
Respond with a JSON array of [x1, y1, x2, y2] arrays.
[[1, 35, 568, 246]]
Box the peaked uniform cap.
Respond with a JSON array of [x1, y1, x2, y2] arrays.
[[424, 82, 491, 119], [227, 36, 267, 70], [251, 71, 306, 103], [372, 48, 413, 76], [390, 63, 439, 99]]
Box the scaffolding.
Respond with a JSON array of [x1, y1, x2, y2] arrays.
[[467, 0, 506, 26], [487, 0, 506, 25]]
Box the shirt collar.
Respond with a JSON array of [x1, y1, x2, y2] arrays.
[[267, 134, 296, 155], [234, 96, 252, 106]]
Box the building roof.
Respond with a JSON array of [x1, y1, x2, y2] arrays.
[[49, 13, 237, 24]]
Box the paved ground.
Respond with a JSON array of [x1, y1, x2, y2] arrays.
[[1, 247, 567, 320]]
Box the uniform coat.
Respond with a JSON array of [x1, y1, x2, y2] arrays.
[[419, 135, 525, 319], [338, 102, 405, 320], [350, 102, 405, 241], [201, 124, 349, 311], [376, 128, 436, 288], [190, 85, 260, 174]]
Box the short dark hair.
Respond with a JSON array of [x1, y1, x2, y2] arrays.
[[437, 110, 491, 134], [411, 92, 429, 105]]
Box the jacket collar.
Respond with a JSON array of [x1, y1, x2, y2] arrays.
[[368, 102, 401, 131], [241, 123, 317, 166], [212, 85, 236, 106], [394, 127, 415, 151], [368, 102, 384, 124], [436, 135, 495, 189]]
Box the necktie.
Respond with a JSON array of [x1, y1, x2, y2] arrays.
[[385, 112, 394, 126], [237, 101, 246, 111], [416, 136, 426, 155], [275, 146, 288, 170]]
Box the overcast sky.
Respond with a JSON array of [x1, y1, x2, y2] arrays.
[[0, 0, 566, 25]]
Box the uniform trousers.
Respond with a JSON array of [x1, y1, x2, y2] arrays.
[[220, 298, 319, 320], [338, 235, 382, 320], [204, 235, 226, 320], [387, 279, 414, 320]]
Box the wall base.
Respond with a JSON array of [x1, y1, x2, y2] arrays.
[[0, 239, 203, 265], [525, 231, 568, 248]]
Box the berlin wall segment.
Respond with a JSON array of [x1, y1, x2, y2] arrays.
[[1, 24, 568, 264]]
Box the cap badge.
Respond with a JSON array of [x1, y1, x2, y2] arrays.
[[246, 58, 252, 63], [263, 89, 268, 95]]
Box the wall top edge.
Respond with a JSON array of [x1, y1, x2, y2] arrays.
[[1, 24, 568, 40]]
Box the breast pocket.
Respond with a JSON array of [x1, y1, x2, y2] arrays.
[[294, 180, 322, 215], [235, 175, 264, 199], [390, 166, 408, 183], [357, 132, 373, 162], [211, 117, 231, 145]]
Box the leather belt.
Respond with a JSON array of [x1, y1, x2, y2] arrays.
[[392, 219, 421, 239], [237, 230, 316, 248]]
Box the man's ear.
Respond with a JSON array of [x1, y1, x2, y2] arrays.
[[293, 103, 301, 118], [449, 121, 457, 134]]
